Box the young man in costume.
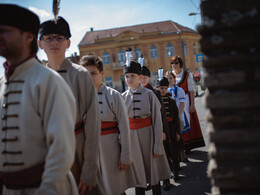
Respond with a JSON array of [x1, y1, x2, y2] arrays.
[[122, 51, 171, 195], [140, 64, 176, 191], [81, 54, 139, 195], [38, 17, 104, 195], [140, 63, 169, 142], [157, 71, 182, 189], [0, 4, 78, 195]]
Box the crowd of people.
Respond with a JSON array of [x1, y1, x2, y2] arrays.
[[0, 4, 205, 195]]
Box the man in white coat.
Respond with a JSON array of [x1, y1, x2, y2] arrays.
[[38, 17, 104, 195], [122, 60, 171, 195], [0, 4, 78, 195], [81, 55, 140, 195]]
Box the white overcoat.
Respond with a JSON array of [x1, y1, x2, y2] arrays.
[[0, 58, 78, 195], [51, 59, 104, 195], [97, 83, 139, 195], [122, 84, 171, 188]]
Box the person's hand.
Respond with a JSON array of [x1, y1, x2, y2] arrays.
[[162, 132, 167, 141], [153, 153, 160, 158], [190, 104, 195, 113], [119, 158, 130, 171], [78, 181, 96, 195], [176, 133, 180, 142]]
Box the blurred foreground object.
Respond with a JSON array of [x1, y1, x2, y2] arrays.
[[198, 0, 260, 194]]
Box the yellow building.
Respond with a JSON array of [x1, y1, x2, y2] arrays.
[[79, 20, 200, 92]]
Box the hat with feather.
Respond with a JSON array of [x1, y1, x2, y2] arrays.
[[157, 68, 169, 86], [123, 48, 141, 75], [39, 16, 71, 39], [39, 1, 71, 39], [139, 55, 150, 77]]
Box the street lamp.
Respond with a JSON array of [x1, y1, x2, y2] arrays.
[[177, 31, 186, 70], [188, 12, 200, 16], [188, 12, 202, 23]]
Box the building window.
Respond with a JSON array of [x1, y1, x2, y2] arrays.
[[166, 44, 175, 57], [193, 44, 197, 54], [183, 42, 188, 56], [105, 77, 113, 88], [150, 46, 158, 59], [135, 48, 141, 59], [102, 52, 110, 64], [118, 50, 125, 62]]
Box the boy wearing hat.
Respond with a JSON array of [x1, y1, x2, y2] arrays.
[[38, 17, 103, 195], [0, 4, 78, 195], [157, 75, 182, 188], [80, 54, 139, 195], [140, 65, 170, 144], [140, 66, 169, 141], [140, 65, 175, 191], [122, 56, 171, 195]]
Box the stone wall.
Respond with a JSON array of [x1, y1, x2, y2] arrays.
[[198, 1, 260, 194]]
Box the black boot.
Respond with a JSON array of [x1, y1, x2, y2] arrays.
[[174, 171, 180, 181], [135, 187, 145, 195], [152, 182, 162, 195], [163, 179, 172, 191], [145, 183, 151, 191], [185, 149, 191, 155], [173, 162, 180, 181]]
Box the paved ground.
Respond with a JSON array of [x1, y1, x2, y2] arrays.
[[126, 85, 212, 195]]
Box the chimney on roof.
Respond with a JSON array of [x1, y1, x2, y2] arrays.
[[90, 27, 94, 32], [142, 29, 144, 33], [157, 27, 159, 31]]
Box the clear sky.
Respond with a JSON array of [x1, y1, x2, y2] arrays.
[[0, 0, 201, 76]]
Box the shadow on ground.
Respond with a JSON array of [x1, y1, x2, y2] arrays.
[[161, 150, 211, 195]]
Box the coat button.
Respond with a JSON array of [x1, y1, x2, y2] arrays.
[[2, 104, 6, 108], [1, 115, 6, 120]]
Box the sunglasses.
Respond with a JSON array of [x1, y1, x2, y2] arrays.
[[171, 61, 179, 65]]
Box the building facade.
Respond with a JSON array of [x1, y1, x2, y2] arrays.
[[79, 20, 200, 92]]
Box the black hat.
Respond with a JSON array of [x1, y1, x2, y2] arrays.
[[158, 77, 169, 87], [124, 61, 142, 75], [141, 66, 151, 77], [39, 16, 71, 39], [0, 4, 40, 37]]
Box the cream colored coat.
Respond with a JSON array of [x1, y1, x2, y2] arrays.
[[0, 58, 78, 195], [97, 83, 139, 195], [52, 60, 104, 194], [122, 84, 171, 187]]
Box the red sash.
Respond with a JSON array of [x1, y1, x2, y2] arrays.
[[101, 121, 118, 135], [167, 117, 174, 122], [178, 71, 189, 94], [75, 121, 84, 135], [129, 117, 152, 130]]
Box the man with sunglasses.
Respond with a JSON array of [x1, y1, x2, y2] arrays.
[[39, 17, 104, 195], [0, 4, 78, 195]]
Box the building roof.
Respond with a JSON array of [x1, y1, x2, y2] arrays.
[[78, 20, 198, 46]]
